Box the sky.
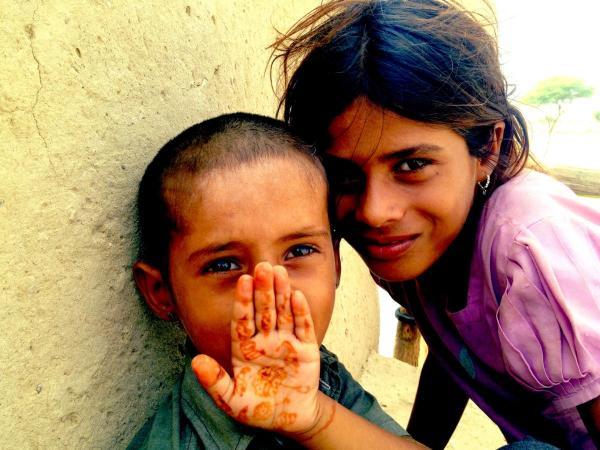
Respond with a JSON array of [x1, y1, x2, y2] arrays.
[[495, 0, 600, 168], [496, 0, 600, 98]]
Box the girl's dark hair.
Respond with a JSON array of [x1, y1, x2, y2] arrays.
[[272, 0, 530, 191], [136, 112, 324, 272]]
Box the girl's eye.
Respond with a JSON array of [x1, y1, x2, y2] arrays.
[[332, 172, 364, 194], [323, 157, 365, 194], [285, 245, 317, 260], [395, 158, 430, 173], [202, 259, 241, 274]]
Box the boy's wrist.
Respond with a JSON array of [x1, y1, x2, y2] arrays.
[[286, 392, 337, 443]]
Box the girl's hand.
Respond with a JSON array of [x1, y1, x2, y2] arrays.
[[191, 262, 323, 434]]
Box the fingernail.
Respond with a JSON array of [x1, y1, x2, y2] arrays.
[[238, 275, 253, 297]]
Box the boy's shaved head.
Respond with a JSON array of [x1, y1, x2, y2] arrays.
[[161, 112, 323, 176], [137, 113, 328, 272]]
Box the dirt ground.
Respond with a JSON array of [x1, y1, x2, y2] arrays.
[[358, 351, 507, 449]]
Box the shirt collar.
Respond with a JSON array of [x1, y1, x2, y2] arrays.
[[180, 358, 255, 450], [178, 346, 338, 450]]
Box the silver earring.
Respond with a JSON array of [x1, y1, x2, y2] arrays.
[[478, 174, 491, 196]]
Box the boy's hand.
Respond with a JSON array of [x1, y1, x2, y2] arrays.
[[192, 262, 323, 434]]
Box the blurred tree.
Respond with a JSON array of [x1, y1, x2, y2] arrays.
[[524, 76, 593, 135], [594, 111, 600, 122]]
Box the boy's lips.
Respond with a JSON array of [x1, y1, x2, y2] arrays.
[[355, 234, 419, 261]]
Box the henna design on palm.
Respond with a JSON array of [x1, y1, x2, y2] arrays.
[[192, 262, 321, 433]]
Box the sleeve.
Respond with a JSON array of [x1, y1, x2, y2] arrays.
[[495, 211, 600, 410], [320, 347, 410, 437]]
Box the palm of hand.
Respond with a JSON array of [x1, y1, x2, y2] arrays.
[[229, 326, 320, 431], [193, 263, 322, 434]]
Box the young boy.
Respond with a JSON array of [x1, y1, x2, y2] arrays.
[[129, 113, 424, 449]]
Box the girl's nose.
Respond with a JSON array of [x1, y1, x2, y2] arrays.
[[355, 178, 406, 228]]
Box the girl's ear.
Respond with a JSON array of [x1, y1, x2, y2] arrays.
[[478, 121, 505, 180], [132, 261, 177, 321]]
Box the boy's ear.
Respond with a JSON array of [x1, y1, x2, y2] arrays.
[[333, 238, 342, 288], [132, 261, 177, 321]]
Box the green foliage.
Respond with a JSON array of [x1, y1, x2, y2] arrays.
[[524, 77, 594, 136], [595, 111, 600, 122], [524, 76, 593, 106]]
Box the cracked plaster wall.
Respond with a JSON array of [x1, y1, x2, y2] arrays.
[[0, 1, 380, 448]]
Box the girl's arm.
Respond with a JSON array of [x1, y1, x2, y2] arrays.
[[192, 263, 427, 449], [578, 396, 600, 446], [407, 353, 468, 449]]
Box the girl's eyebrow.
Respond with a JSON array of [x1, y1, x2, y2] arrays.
[[325, 144, 442, 166], [378, 144, 443, 162]]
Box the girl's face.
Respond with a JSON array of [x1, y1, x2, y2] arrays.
[[326, 98, 490, 282], [165, 158, 337, 372]]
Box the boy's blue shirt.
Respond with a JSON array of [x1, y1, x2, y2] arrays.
[[128, 346, 408, 449]]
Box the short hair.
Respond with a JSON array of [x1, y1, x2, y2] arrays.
[[136, 112, 326, 272], [272, 0, 529, 192]]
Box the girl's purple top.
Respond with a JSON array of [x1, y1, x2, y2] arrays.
[[392, 171, 600, 449]]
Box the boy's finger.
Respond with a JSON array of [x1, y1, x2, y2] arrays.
[[291, 289, 317, 344], [273, 265, 293, 334], [253, 262, 276, 335], [192, 354, 236, 416], [232, 275, 255, 343]]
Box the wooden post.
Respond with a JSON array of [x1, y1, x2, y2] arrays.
[[393, 307, 421, 367]]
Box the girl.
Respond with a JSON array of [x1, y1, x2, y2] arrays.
[[271, 0, 600, 448]]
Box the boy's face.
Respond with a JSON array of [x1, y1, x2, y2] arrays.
[[166, 157, 337, 372]]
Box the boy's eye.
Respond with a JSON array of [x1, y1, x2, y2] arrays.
[[202, 258, 241, 274], [285, 245, 317, 260], [394, 158, 430, 173]]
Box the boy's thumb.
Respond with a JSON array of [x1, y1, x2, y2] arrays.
[[191, 355, 235, 415], [192, 354, 223, 388]]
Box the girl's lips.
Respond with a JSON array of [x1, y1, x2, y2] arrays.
[[359, 235, 418, 261]]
